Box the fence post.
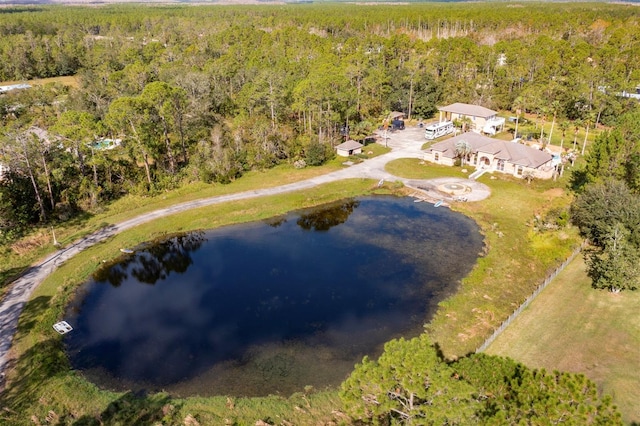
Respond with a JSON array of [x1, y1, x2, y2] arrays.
[[475, 243, 584, 353]]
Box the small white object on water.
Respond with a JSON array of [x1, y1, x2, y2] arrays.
[[53, 321, 73, 335]]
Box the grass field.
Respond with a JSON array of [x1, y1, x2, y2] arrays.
[[385, 158, 582, 358], [0, 155, 597, 424], [486, 256, 640, 424], [0, 178, 387, 425]]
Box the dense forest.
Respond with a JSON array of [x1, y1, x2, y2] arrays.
[[1, 3, 639, 424], [1, 2, 639, 242]]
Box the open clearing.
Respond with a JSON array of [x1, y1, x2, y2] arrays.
[[486, 256, 640, 424], [0, 76, 79, 88]]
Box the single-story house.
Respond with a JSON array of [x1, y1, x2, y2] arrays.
[[437, 103, 505, 134], [424, 133, 555, 179], [336, 140, 364, 157]]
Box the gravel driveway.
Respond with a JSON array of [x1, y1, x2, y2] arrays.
[[0, 126, 490, 384]]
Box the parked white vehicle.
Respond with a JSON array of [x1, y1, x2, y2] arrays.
[[424, 121, 454, 140]]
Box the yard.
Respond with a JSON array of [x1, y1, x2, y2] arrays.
[[486, 256, 640, 424], [0, 127, 620, 424]]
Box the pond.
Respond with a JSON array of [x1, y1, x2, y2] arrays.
[[64, 195, 483, 397]]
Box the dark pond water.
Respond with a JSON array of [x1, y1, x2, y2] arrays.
[[64, 196, 483, 397]]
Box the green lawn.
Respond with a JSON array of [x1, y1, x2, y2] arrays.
[[385, 159, 582, 358], [0, 179, 382, 425], [0, 156, 600, 424], [486, 256, 640, 425], [0, 161, 347, 291]]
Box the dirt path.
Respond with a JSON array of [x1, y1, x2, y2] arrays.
[[0, 127, 490, 383]]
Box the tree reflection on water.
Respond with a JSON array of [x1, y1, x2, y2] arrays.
[[93, 232, 205, 286], [296, 199, 360, 231]]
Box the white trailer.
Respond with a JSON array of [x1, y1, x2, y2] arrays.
[[424, 121, 454, 140]]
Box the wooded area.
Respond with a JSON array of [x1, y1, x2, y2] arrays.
[[340, 334, 622, 425], [1, 2, 640, 244], [1, 4, 640, 423]]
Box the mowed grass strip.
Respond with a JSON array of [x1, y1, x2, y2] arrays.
[[0, 160, 348, 290], [385, 158, 582, 358], [485, 256, 640, 425], [0, 179, 380, 425]]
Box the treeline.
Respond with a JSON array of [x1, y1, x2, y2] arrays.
[[1, 3, 640, 241], [570, 110, 640, 292], [340, 334, 622, 425]]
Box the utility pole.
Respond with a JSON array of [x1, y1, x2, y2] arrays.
[[51, 226, 59, 247]]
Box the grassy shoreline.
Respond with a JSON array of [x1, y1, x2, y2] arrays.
[[1, 179, 386, 424], [1, 157, 586, 424]]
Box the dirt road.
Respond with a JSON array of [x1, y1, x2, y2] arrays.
[[0, 127, 490, 382]]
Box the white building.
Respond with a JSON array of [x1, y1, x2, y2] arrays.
[[437, 103, 505, 135], [336, 140, 363, 157]]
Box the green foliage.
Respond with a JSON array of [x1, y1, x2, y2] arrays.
[[304, 141, 332, 166], [340, 334, 477, 425], [573, 110, 640, 192], [571, 179, 640, 248], [534, 206, 570, 232], [457, 354, 623, 425], [583, 130, 626, 185], [571, 179, 640, 291], [340, 338, 623, 425], [0, 171, 40, 237], [585, 225, 640, 292]]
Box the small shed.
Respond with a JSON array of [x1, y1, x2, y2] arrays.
[[336, 140, 364, 157]]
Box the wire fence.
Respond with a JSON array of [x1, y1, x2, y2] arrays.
[[475, 242, 585, 353]]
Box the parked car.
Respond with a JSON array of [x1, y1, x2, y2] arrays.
[[391, 119, 405, 130]]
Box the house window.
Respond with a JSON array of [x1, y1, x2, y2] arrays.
[[497, 160, 505, 171], [434, 152, 440, 162], [516, 166, 524, 176]]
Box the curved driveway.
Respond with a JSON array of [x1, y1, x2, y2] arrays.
[[0, 126, 490, 382]]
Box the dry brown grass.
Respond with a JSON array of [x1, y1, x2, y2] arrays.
[[9, 231, 50, 257], [0, 76, 79, 88]]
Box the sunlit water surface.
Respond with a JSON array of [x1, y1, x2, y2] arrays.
[[64, 196, 482, 397]]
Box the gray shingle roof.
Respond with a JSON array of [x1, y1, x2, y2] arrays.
[[439, 103, 497, 118], [426, 133, 552, 169], [426, 133, 494, 159], [336, 140, 363, 150]]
